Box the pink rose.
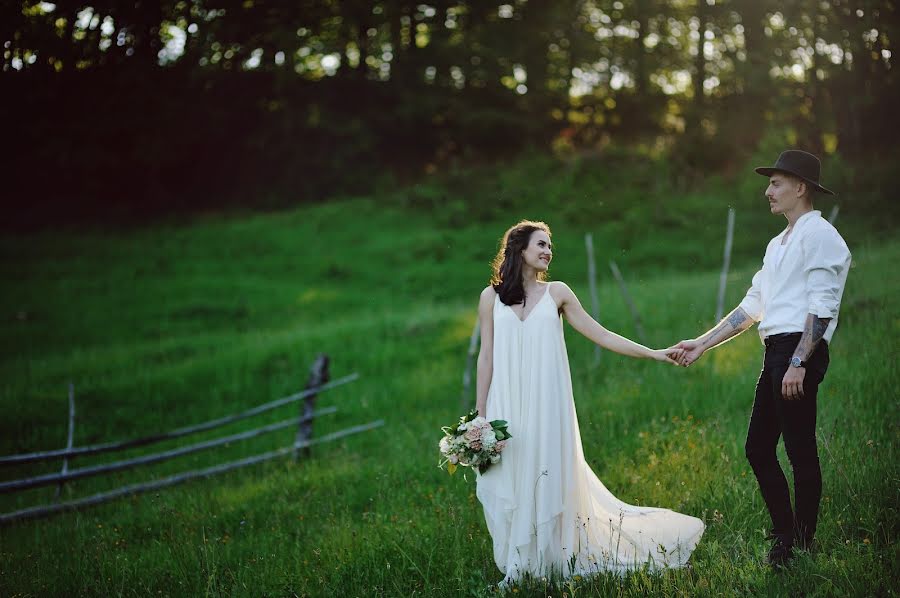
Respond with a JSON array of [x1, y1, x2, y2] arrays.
[[495, 440, 507, 451], [464, 427, 482, 442], [469, 440, 483, 451]]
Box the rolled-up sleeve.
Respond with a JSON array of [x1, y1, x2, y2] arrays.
[[803, 228, 851, 319], [738, 265, 764, 322]]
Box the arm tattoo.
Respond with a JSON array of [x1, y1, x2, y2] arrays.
[[793, 314, 831, 362], [701, 308, 750, 348], [727, 310, 749, 329], [811, 317, 830, 341], [700, 321, 729, 348]]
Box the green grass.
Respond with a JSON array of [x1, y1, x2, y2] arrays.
[[0, 186, 897, 596]]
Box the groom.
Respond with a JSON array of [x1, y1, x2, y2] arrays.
[[675, 150, 851, 566]]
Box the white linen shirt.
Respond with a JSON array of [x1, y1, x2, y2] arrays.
[[738, 210, 851, 344]]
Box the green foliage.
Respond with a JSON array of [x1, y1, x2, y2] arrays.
[[0, 177, 896, 595], [4, 1, 898, 222]]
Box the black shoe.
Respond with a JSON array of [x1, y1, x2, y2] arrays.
[[767, 538, 795, 567]]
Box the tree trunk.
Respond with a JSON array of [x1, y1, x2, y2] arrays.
[[688, 0, 707, 134]]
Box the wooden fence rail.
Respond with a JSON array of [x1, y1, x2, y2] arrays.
[[0, 407, 337, 494], [0, 373, 359, 467], [0, 355, 383, 524], [0, 420, 384, 525]]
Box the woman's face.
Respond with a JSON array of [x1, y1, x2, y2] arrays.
[[521, 230, 552, 272]]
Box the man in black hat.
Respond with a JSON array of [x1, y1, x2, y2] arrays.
[[674, 149, 851, 566]]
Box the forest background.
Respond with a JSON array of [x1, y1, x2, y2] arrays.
[[3, 0, 897, 223]]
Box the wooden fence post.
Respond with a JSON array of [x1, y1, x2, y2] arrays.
[[461, 318, 480, 411], [715, 207, 736, 322], [609, 260, 647, 345], [295, 355, 329, 461], [55, 383, 75, 500], [585, 233, 601, 366]]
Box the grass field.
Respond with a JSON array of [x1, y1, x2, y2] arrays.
[[0, 180, 897, 596]]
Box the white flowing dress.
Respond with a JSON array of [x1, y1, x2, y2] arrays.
[[476, 285, 704, 581]]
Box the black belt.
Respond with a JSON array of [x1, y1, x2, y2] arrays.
[[764, 332, 802, 347]]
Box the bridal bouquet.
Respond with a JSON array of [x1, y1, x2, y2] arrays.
[[438, 409, 511, 475]]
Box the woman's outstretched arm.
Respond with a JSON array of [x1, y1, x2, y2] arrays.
[[475, 286, 496, 417], [553, 281, 680, 363]]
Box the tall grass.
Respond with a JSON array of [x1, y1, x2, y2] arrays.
[[0, 178, 897, 596]]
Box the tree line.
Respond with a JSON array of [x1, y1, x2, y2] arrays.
[[3, 1, 897, 220]]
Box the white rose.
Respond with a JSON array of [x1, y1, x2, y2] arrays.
[[470, 417, 488, 427]]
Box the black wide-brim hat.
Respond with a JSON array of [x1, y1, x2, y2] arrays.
[[755, 149, 835, 195]]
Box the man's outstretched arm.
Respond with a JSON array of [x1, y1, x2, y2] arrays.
[[676, 307, 755, 366]]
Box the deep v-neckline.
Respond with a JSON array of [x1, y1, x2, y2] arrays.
[[508, 284, 551, 323]]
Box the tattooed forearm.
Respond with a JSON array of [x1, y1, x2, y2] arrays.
[[727, 309, 749, 329], [792, 314, 831, 362], [700, 321, 729, 348], [700, 307, 752, 348]]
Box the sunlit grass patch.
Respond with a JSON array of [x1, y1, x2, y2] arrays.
[[709, 333, 759, 378]]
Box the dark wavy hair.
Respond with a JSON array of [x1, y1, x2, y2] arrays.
[[491, 220, 551, 306]]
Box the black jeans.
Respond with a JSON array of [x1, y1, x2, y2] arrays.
[[745, 332, 829, 546]]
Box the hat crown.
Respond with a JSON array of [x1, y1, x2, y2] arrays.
[[774, 150, 821, 183]]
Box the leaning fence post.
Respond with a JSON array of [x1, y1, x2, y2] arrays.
[[461, 318, 480, 411], [715, 207, 736, 322], [585, 233, 601, 366], [55, 383, 76, 500], [828, 204, 839, 224], [295, 355, 329, 461], [608, 260, 647, 345]]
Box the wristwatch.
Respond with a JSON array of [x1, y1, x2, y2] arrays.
[[790, 356, 806, 368]]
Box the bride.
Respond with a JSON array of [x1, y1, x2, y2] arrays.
[[475, 220, 704, 583]]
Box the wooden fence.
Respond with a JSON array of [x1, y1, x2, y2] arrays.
[[0, 354, 382, 524]]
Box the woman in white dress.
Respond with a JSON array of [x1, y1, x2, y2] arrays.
[[475, 220, 704, 583]]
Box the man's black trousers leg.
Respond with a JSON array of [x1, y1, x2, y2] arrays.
[[745, 334, 828, 547]]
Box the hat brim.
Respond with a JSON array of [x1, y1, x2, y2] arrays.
[[755, 167, 835, 195]]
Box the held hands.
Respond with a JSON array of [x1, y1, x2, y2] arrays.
[[653, 347, 685, 365], [673, 339, 705, 367]]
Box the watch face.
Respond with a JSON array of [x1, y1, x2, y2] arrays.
[[791, 356, 802, 367]]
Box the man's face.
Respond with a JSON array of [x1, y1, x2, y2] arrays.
[[765, 172, 806, 216]]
